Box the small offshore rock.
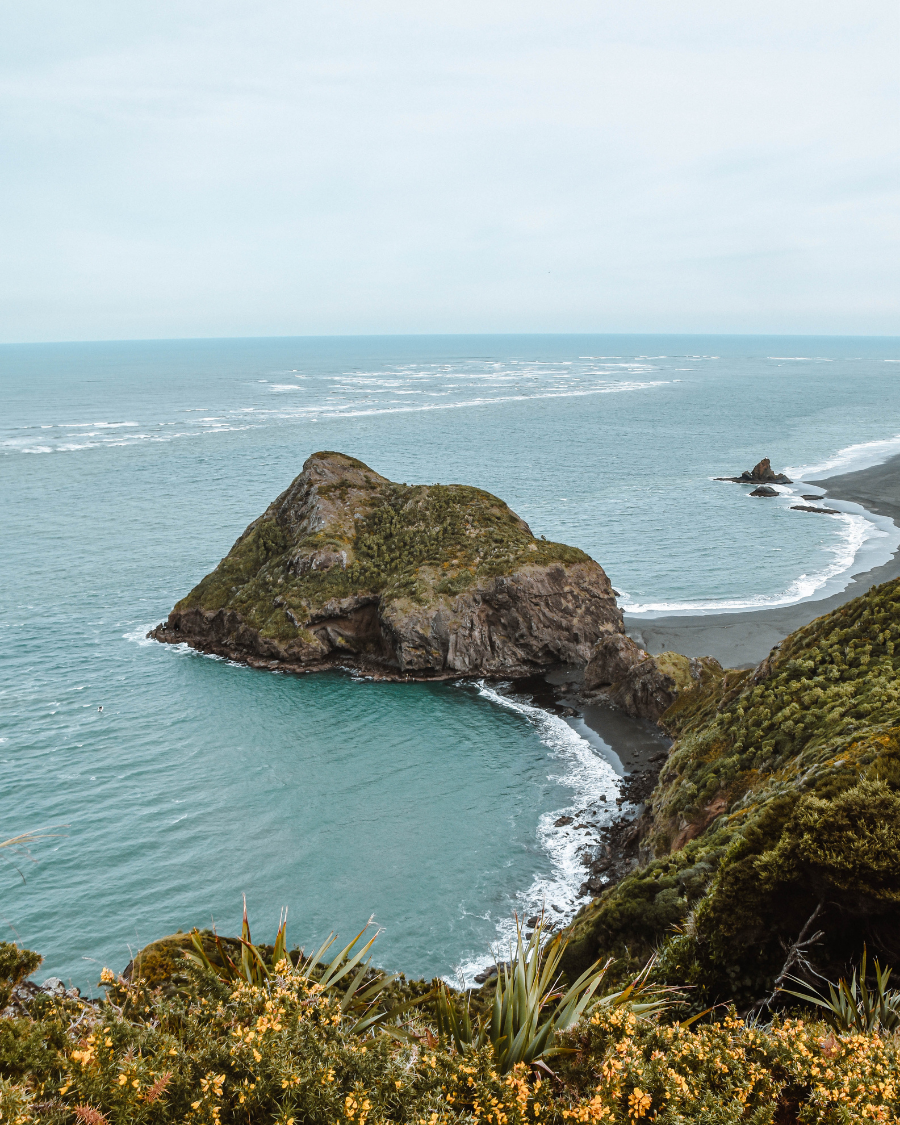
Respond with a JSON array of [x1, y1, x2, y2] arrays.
[[554, 815, 574, 827], [750, 485, 779, 497], [791, 504, 840, 515], [526, 915, 540, 927], [715, 456, 792, 485]]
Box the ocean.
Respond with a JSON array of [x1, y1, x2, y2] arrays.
[[2, 332, 900, 989]]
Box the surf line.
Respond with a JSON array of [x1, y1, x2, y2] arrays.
[[451, 680, 621, 986]]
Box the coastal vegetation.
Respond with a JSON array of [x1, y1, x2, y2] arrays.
[[3, 914, 900, 1122], [177, 461, 589, 630], [563, 576, 900, 1014]]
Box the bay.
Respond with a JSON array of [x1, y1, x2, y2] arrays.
[[2, 333, 899, 988]]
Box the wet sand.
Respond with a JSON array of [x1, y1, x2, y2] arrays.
[[624, 453, 900, 668]]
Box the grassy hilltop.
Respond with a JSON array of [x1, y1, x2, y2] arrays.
[[176, 452, 590, 641]]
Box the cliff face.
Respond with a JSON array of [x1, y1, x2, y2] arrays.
[[562, 577, 900, 1011], [151, 452, 623, 677], [582, 633, 723, 721]]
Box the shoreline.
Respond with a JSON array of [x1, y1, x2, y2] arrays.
[[522, 451, 900, 916], [149, 452, 900, 948], [622, 452, 900, 668]]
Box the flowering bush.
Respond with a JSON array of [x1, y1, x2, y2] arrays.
[[1, 949, 899, 1123]]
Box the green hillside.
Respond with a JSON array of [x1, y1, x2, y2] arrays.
[[563, 577, 900, 1010]]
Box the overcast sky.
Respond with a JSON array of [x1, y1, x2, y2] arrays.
[[1, 1, 898, 342]]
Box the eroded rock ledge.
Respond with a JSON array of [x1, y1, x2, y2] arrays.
[[150, 451, 624, 679], [580, 633, 723, 722]]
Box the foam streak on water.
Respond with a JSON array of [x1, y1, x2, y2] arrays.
[[786, 433, 900, 479], [2, 356, 669, 454], [623, 478, 900, 616], [624, 511, 883, 614], [452, 683, 620, 985]]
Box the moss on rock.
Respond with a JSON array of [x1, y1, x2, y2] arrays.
[[154, 451, 621, 676]]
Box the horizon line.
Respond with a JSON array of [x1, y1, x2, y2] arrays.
[[3, 329, 900, 348]]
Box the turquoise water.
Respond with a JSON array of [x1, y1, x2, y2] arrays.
[[2, 333, 900, 989]]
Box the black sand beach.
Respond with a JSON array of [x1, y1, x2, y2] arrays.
[[624, 453, 900, 668], [543, 453, 900, 899]]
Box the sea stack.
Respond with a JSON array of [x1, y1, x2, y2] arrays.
[[715, 457, 792, 485], [150, 452, 623, 678]]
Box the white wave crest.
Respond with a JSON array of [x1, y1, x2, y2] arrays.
[[786, 433, 900, 479], [122, 625, 160, 647], [126, 626, 250, 667], [266, 381, 669, 420], [451, 682, 619, 986], [624, 511, 879, 614]]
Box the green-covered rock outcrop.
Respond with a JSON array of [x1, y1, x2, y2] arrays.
[[582, 632, 725, 721], [151, 452, 623, 677], [563, 576, 900, 1010]]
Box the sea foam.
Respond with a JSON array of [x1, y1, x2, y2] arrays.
[[451, 682, 620, 986], [786, 433, 900, 479], [624, 508, 886, 615]]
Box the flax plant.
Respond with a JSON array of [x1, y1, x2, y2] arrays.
[[785, 947, 900, 1033], [435, 915, 673, 1073], [184, 899, 430, 1035]]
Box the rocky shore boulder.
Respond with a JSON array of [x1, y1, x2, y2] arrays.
[[716, 457, 792, 485], [583, 633, 723, 722], [150, 452, 623, 678]]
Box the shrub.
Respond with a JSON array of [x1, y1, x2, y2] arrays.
[[2, 950, 900, 1123], [562, 578, 900, 1008]]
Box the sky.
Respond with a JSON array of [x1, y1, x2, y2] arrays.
[[1, 0, 898, 342]]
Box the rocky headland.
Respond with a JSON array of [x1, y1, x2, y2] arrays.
[[151, 451, 713, 728], [148, 448, 900, 1016], [150, 451, 625, 679]]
